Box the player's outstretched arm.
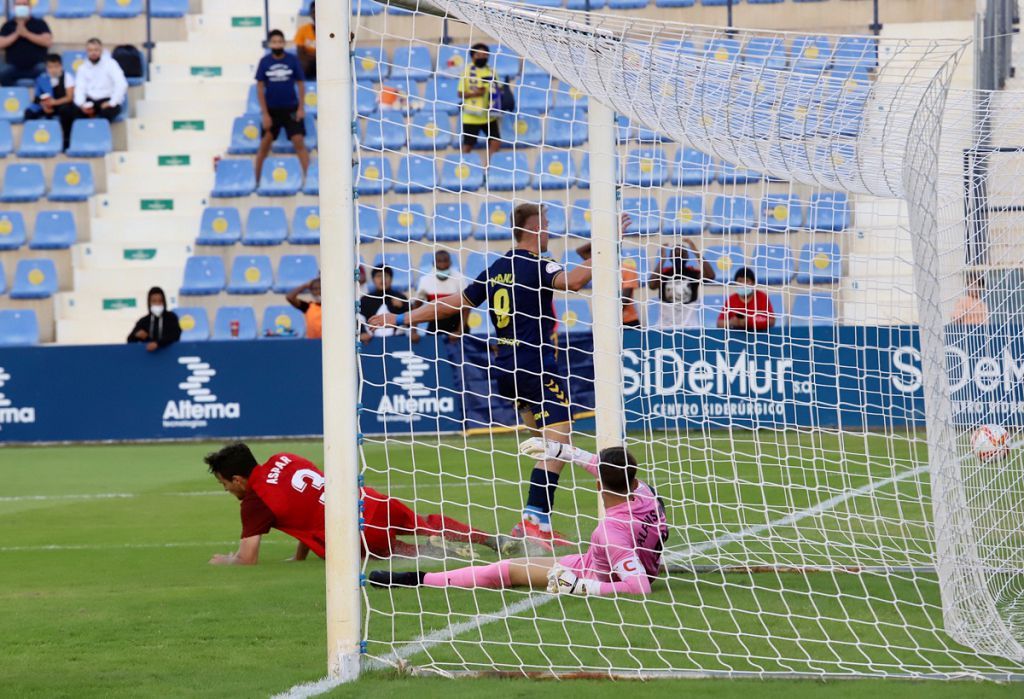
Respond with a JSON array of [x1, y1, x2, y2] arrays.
[[521, 437, 600, 477], [547, 559, 652, 597], [368, 292, 472, 330], [209, 535, 262, 566]]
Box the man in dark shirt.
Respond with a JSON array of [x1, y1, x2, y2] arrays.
[[0, 0, 52, 87], [648, 240, 715, 328], [254, 29, 308, 180], [358, 266, 418, 343]]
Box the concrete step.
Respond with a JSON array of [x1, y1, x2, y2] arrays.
[[135, 100, 243, 121], [72, 266, 183, 298], [144, 79, 252, 104], [149, 62, 259, 83], [90, 215, 200, 244], [186, 12, 299, 41], [847, 254, 914, 279], [109, 150, 221, 177], [57, 318, 132, 345], [107, 170, 214, 194], [95, 191, 208, 218], [73, 242, 193, 271], [56, 290, 149, 321], [125, 119, 231, 151], [846, 228, 913, 255]]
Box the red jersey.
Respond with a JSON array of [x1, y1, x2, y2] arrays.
[[242, 453, 327, 558], [718, 290, 774, 331]]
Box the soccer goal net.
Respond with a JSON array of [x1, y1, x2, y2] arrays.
[[335, 0, 1024, 680]]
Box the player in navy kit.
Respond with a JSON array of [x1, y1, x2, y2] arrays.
[[369, 203, 629, 550]]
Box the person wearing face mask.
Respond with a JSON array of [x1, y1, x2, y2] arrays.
[[458, 42, 501, 168], [414, 250, 466, 340], [66, 38, 127, 140], [254, 29, 308, 182], [25, 54, 74, 132], [0, 0, 52, 87], [718, 267, 776, 331], [285, 275, 322, 339], [128, 287, 182, 351]]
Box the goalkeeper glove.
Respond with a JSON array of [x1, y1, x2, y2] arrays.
[[547, 564, 600, 597], [520, 437, 594, 465]]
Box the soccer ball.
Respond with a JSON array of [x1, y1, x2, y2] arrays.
[[970, 424, 1010, 462]]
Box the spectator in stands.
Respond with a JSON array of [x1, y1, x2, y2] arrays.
[[952, 271, 989, 326], [718, 268, 775, 332], [649, 240, 715, 328], [358, 266, 418, 343], [255, 29, 309, 179], [414, 250, 466, 339], [285, 275, 322, 339], [128, 287, 181, 351], [66, 38, 128, 140], [24, 54, 73, 129], [294, 1, 316, 81], [458, 42, 500, 168], [0, 0, 52, 87], [575, 242, 641, 328]]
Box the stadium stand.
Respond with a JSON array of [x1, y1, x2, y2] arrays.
[[0, 308, 39, 345]]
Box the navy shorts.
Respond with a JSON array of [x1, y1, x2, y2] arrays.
[[495, 366, 572, 427]]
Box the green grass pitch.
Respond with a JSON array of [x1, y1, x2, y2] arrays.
[[1, 435, 1021, 697]]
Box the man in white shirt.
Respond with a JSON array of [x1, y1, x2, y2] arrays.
[[65, 37, 127, 133], [414, 250, 466, 340]]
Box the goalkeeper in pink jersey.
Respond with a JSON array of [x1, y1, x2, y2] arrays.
[[369, 442, 669, 596]]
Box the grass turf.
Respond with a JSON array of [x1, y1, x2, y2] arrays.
[[1, 436, 1021, 696]]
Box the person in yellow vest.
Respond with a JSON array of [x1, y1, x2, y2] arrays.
[[458, 42, 501, 167], [286, 275, 322, 339]]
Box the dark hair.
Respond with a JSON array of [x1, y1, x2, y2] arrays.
[[205, 443, 258, 480], [372, 265, 393, 279], [46, 53, 62, 64], [512, 203, 542, 242], [470, 42, 490, 54], [147, 286, 167, 308], [733, 267, 756, 284], [268, 29, 285, 41], [597, 447, 638, 495], [87, 37, 102, 46]]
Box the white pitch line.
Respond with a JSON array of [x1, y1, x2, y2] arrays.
[[275, 464, 933, 698], [0, 540, 247, 553]]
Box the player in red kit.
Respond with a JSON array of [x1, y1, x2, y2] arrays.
[[205, 443, 505, 565]]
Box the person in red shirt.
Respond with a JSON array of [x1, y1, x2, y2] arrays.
[[205, 443, 503, 565], [717, 267, 775, 331]]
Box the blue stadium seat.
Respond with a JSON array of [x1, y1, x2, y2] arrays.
[[26, 0, 52, 16], [372, 252, 412, 291], [439, 153, 484, 192], [789, 292, 836, 326], [352, 0, 385, 15], [436, 44, 469, 77], [834, 36, 877, 72], [17, 119, 61, 157], [466, 302, 495, 337], [478, 201, 514, 241], [488, 151, 530, 191], [55, 0, 96, 16], [66, 118, 112, 157], [553, 82, 589, 111], [244, 207, 288, 246], [708, 196, 756, 234], [379, 78, 421, 112], [753, 244, 795, 285], [492, 45, 523, 80], [703, 246, 745, 282], [291, 206, 321, 244], [245, 84, 261, 115], [176, 307, 210, 341], [717, 160, 762, 184], [609, 0, 647, 8], [622, 196, 660, 235], [0, 163, 45, 201], [0, 211, 26, 250], [303, 82, 318, 117], [211, 158, 256, 197], [616, 114, 662, 144], [655, 0, 694, 7], [760, 194, 804, 233], [662, 194, 704, 235], [424, 76, 459, 113], [555, 297, 593, 334], [212, 306, 258, 340], [577, 152, 591, 189], [261, 305, 306, 339], [791, 35, 832, 74], [464, 250, 502, 281], [357, 205, 382, 243], [30, 210, 76, 249], [706, 38, 741, 63], [540, 200, 567, 236], [568, 198, 591, 237], [48, 162, 94, 202], [62, 51, 87, 77], [743, 36, 788, 70], [362, 111, 406, 151], [796, 243, 841, 284], [501, 110, 543, 148], [354, 80, 379, 117], [101, 0, 143, 18], [0, 121, 12, 156], [303, 158, 318, 195], [431, 202, 472, 242], [258, 156, 302, 196], [394, 154, 437, 194], [10, 258, 57, 299], [544, 107, 587, 147], [274, 255, 319, 293], [535, 150, 576, 190], [390, 45, 433, 82], [197, 207, 242, 245], [409, 111, 452, 150], [384, 204, 428, 242], [0, 262, 6, 293], [354, 156, 392, 195], [701, 294, 727, 328], [353, 46, 388, 81], [623, 147, 667, 187], [516, 74, 552, 112], [621, 246, 648, 281], [808, 192, 851, 231], [227, 255, 273, 294], [0, 87, 30, 122], [150, 0, 189, 17], [671, 147, 713, 186], [522, 60, 549, 79], [0, 309, 38, 346], [227, 115, 261, 155], [180, 256, 226, 295]]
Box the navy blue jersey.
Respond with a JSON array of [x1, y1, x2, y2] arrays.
[[463, 249, 564, 364], [256, 51, 305, 109]]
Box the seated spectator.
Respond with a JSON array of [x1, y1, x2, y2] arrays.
[[65, 38, 128, 139], [128, 287, 181, 351], [358, 266, 418, 343], [576, 242, 641, 328], [285, 275, 322, 339], [294, 1, 316, 81], [717, 268, 775, 331], [414, 250, 466, 340], [951, 271, 989, 326], [25, 54, 74, 130], [0, 0, 51, 87], [649, 240, 714, 329], [255, 29, 309, 178]]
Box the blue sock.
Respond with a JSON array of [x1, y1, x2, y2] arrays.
[[524, 468, 560, 531]]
